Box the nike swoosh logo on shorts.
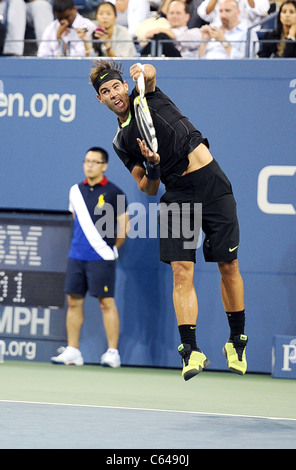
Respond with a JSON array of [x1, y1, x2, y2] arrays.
[[228, 246, 238, 252]]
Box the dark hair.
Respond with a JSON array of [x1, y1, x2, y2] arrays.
[[86, 146, 109, 163], [276, 0, 296, 35], [96, 1, 117, 16], [89, 59, 124, 93], [168, 0, 190, 14], [53, 0, 75, 13]]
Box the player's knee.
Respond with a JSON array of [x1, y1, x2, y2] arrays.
[[218, 259, 240, 281], [171, 261, 194, 287]]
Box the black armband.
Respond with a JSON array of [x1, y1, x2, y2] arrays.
[[145, 162, 160, 181]]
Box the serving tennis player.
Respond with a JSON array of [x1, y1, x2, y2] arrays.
[[90, 60, 248, 380]]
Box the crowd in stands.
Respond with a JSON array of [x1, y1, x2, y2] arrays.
[[0, 0, 295, 58]]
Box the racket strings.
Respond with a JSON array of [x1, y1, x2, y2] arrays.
[[134, 96, 158, 153]]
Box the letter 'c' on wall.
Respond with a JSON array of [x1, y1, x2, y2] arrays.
[[257, 165, 296, 215]]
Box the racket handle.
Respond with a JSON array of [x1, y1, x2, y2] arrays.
[[137, 73, 145, 98]]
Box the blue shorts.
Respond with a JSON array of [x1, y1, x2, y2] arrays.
[[65, 258, 116, 298]]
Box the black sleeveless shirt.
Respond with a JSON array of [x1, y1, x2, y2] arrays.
[[112, 86, 209, 186]]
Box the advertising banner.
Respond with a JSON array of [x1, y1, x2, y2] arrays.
[[0, 210, 72, 362], [272, 335, 296, 379], [0, 59, 295, 373]]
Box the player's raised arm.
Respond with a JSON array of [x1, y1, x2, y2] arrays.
[[130, 63, 156, 94]]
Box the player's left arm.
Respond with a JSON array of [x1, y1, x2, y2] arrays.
[[115, 211, 130, 250], [131, 163, 160, 196], [132, 123, 160, 195], [130, 63, 156, 94]]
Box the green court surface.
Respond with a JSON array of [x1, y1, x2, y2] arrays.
[[1, 361, 296, 449], [1, 361, 296, 418]]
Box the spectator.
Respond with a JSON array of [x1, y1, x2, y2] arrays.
[[92, 1, 137, 57], [197, 0, 270, 29], [257, 0, 296, 57], [0, 0, 53, 56], [159, 0, 183, 15], [109, 0, 151, 38], [159, 0, 207, 28], [140, 0, 202, 57], [51, 146, 129, 368], [37, 0, 97, 57], [199, 0, 257, 58]]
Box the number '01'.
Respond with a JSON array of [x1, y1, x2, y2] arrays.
[[0, 271, 26, 303]]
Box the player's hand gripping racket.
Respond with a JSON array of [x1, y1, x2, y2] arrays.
[[134, 68, 158, 154]]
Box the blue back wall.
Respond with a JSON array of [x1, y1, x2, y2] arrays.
[[1, 58, 295, 373]]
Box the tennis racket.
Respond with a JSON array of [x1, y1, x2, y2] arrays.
[[134, 71, 158, 154]]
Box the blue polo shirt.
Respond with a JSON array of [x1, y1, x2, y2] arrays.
[[68, 177, 127, 261]]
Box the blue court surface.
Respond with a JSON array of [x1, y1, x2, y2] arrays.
[[0, 361, 295, 450]]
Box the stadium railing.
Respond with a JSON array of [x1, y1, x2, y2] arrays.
[[1, 12, 292, 60]]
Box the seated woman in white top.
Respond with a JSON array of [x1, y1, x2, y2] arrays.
[[92, 1, 137, 57]]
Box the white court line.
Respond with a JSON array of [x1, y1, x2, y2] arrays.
[[0, 399, 295, 422]]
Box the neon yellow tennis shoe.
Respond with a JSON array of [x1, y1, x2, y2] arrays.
[[178, 343, 210, 381], [223, 334, 248, 375]]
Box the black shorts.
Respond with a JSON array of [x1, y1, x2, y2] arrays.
[[65, 258, 116, 298], [159, 159, 240, 264]]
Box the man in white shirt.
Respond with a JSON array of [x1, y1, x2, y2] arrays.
[[38, 0, 96, 57], [197, 0, 270, 29], [198, 0, 257, 58], [142, 0, 202, 57]]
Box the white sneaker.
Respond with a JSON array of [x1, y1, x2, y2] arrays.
[[51, 346, 84, 366], [100, 348, 121, 368]]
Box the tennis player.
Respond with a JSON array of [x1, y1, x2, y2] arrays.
[[90, 60, 248, 380]]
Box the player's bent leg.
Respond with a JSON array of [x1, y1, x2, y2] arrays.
[[218, 261, 248, 374], [171, 261, 197, 325], [218, 260, 244, 312], [171, 261, 210, 380]]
